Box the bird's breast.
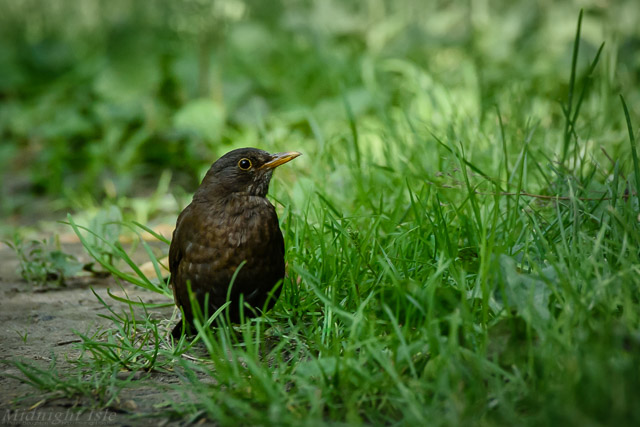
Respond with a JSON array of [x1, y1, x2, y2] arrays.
[[187, 195, 278, 256]]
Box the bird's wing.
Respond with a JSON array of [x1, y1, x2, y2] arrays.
[[168, 207, 190, 287]]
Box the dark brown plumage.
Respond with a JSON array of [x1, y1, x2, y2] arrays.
[[169, 147, 301, 337]]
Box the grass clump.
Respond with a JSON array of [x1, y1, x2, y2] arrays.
[[2, 234, 83, 286]]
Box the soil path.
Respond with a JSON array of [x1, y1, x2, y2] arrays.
[[0, 243, 199, 426]]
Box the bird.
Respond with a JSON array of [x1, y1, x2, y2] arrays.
[[168, 147, 301, 338]]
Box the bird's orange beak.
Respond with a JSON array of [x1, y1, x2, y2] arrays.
[[262, 151, 302, 169]]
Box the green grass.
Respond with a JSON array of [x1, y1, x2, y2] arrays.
[[2, 0, 640, 425]]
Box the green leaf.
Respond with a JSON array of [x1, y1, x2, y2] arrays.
[[499, 255, 553, 334]]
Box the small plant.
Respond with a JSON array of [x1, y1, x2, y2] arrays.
[[15, 329, 28, 344], [3, 234, 83, 286]]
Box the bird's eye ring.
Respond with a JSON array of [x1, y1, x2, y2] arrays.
[[238, 158, 252, 170]]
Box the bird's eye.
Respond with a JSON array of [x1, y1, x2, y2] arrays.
[[238, 158, 252, 170]]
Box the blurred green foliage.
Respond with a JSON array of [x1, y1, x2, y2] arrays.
[[1, 0, 639, 219]]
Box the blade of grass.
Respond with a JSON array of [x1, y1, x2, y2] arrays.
[[620, 95, 639, 199]]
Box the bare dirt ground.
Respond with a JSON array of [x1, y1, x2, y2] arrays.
[[0, 242, 204, 426]]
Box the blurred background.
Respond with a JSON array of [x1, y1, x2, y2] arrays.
[[1, 0, 639, 232]]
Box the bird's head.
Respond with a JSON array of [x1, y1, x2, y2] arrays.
[[195, 148, 301, 200]]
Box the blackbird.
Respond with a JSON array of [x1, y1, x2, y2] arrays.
[[169, 147, 301, 337]]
